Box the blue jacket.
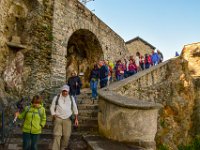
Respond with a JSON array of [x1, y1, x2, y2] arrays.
[[89, 68, 99, 81], [151, 53, 159, 63], [99, 65, 109, 80]]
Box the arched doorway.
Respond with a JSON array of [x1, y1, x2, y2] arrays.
[[66, 29, 103, 88]]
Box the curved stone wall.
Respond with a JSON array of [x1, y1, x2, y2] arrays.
[[98, 89, 162, 149]]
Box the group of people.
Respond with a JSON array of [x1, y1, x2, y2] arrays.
[[14, 50, 163, 150], [115, 50, 163, 80], [89, 50, 163, 101]]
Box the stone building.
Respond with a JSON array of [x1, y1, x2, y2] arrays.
[[0, 0, 128, 101], [126, 36, 163, 59]]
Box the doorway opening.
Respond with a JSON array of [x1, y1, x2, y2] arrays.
[[66, 29, 103, 88]]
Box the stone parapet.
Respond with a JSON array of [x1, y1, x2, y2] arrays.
[[110, 60, 170, 91], [98, 90, 162, 110], [98, 89, 161, 150]]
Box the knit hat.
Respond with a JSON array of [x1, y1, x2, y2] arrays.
[[61, 85, 70, 92]]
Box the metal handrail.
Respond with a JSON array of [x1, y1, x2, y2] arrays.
[[0, 106, 5, 144], [0, 97, 32, 146], [0, 102, 17, 146]]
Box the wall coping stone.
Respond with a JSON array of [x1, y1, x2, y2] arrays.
[[98, 89, 162, 110], [109, 60, 171, 91]]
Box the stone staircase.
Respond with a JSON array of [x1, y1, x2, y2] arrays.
[[1, 88, 99, 150], [1, 88, 144, 150]]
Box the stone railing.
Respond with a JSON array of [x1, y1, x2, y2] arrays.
[[98, 60, 172, 149], [114, 60, 171, 102]]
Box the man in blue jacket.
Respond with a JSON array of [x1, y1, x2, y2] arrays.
[[151, 49, 160, 66], [98, 60, 109, 88]]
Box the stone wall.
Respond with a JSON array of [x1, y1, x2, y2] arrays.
[[0, 0, 128, 103], [181, 42, 200, 137], [51, 0, 128, 87], [113, 56, 196, 149], [98, 89, 161, 150], [0, 0, 54, 102], [126, 38, 155, 57], [182, 42, 200, 77]]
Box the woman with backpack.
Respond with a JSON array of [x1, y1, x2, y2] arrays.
[[15, 95, 46, 150]]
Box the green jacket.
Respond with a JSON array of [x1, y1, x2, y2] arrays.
[[18, 104, 46, 134]]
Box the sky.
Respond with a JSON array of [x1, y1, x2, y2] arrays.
[[84, 0, 200, 60]]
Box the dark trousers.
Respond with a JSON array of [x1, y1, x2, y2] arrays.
[[127, 70, 136, 77], [23, 132, 40, 150], [145, 63, 150, 69]]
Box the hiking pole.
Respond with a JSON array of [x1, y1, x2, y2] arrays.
[[13, 97, 26, 123], [13, 116, 17, 124]]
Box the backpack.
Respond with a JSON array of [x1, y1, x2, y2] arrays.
[[24, 105, 42, 123], [54, 94, 75, 121]]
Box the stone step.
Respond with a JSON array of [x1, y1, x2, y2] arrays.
[[78, 110, 98, 118], [10, 128, 53, 139], [80, 88, 92, 94], [1, 138, 53, 150], [72, 124, 98, 132], [77, 98, 94, 104], [78, 103, 98, 110], [45, 114, 97, 122], [78, 116, 98, 124], [9, 127, 99, 140], [15, 114, 98, 131], [2, 132, 88, 150], [43, 120, 98, 132], [45, 102, 98, 112], [84, 135, 145, 150]]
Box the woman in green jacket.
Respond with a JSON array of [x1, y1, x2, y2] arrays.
[[15, 95, 46, 150]]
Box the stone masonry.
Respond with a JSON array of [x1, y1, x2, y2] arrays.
[[0, 0, 129, 102], [126, 36, 156, 57]]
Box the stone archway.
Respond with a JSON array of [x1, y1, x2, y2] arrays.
[[66, 29, 103, 88]]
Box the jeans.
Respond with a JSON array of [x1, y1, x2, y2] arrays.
[[100, 78, 108, 88], [145, 63, 150, 69], [90, 80, 98, 99], [23, 132, 40, 150], [127, 70, 136, 77], [117, 74, 124, 81], [72, 95, 77, 105], [153, 61, 158, 66]]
